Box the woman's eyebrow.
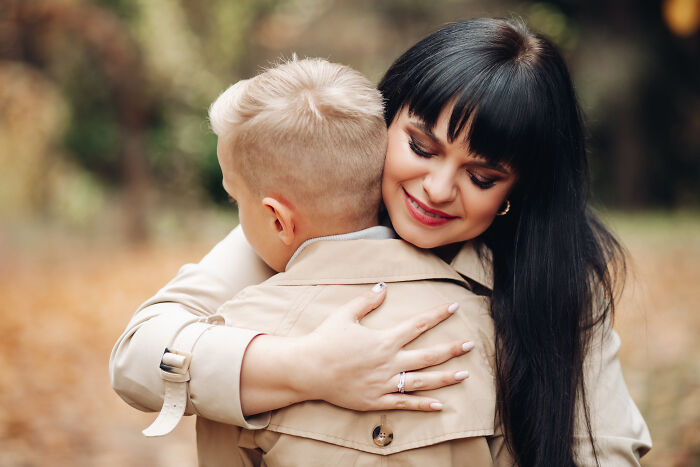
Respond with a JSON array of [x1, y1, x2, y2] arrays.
[[409, 120, 442, 145], [471, 159, 510, 175]]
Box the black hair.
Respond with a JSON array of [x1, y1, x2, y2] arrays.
[[379, 18, 625, 466]]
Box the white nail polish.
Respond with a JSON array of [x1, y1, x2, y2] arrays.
[[455, 370, 470, 380], [447, 302, 459, 313], [372, 282, 386, 293], [462, 341, 474, 352], [430, 402, 443, 410]]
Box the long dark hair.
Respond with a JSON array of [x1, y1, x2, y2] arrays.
[[379, 18, 625, 466]]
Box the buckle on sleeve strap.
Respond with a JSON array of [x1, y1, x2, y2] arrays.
[[143, 321, 213, 437], [160, 348, 192, 375]]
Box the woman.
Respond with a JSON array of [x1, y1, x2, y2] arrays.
[[111, 18, 650, 466]]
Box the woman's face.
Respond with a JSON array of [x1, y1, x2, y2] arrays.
[[382, 107, 517, 249]]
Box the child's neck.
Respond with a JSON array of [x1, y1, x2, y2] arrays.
[[285, 222, 388, 271], [302, 217, 380, 243]]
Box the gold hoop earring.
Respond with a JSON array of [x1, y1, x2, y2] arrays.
[[496, 199, 510, 216]]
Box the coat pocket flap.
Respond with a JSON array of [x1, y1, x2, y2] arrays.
[[267, 382, 495, 455]]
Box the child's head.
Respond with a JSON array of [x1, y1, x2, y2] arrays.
[[209, 58, 387, 271]]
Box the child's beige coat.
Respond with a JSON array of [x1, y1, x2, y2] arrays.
[[208, 237, 498, 466]]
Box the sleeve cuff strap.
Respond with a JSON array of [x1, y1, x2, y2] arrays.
[[188, 325, 271, 429]]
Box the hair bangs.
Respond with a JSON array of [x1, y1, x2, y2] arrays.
[[405, 62, 544, 173], [464, 68, 545, 173], [402, 57, 476, 133]]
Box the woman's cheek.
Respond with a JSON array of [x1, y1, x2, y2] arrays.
[[384, 149, 411, 181], [464, 187, 504, 229]]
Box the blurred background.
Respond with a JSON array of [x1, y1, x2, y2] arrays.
[[0, 0, 698, 465]]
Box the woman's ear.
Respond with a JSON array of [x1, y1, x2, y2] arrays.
[[262, 197, 296, 246]]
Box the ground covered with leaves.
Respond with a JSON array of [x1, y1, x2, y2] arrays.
[[0, 213, 697, 466]]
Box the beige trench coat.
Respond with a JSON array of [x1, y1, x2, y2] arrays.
[[110, 226, 651, 466], [208, 237, 496, 466]]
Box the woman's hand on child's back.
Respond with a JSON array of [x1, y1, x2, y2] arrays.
[[290, 283, 474, 412]]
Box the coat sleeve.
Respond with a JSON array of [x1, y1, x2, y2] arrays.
[[573, 319, 652, 466], [488, 318, 652, 466], [109, 225, 275, 429]]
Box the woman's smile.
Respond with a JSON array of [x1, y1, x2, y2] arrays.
[[402, 188, 457, 226]]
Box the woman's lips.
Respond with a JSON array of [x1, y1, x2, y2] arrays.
[[402, 188, 456, 226]]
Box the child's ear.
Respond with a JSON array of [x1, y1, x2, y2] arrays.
[[262, 197, 296, 246]]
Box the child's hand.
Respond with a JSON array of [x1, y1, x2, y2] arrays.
[[290, 283, 474, 412]]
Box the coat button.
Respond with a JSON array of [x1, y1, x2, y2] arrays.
[[372, 424, 393, 447]]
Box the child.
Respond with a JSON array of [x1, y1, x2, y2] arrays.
[[162, 58, 497, 466]]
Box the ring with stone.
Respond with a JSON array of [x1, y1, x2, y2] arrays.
[[397, 371, 407, 393]]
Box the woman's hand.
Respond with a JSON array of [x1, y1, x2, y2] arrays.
[[287, 283, 474, 412]]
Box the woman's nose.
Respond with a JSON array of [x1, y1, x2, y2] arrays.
[[422, 167, 458, 204]]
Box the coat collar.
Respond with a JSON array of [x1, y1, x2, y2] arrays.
[[449, 241, 493, 291], [285, 226, 396, 270], [269, 238, 467, 287], [280, 225, 493, 291]]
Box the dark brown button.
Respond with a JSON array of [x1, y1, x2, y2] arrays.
[[372, 424, 393, 447]]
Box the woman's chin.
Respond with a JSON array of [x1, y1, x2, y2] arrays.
[[394, 224, 444, 250]]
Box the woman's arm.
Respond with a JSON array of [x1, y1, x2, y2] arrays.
[[238, 291, 467, 416], [487, 317, 652, 466], [573, 319, 652, 466], [110, 225, 276, 428], [110, 225, 468, 429]]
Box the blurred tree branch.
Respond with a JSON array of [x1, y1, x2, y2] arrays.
[[1, 0, 152, 240]]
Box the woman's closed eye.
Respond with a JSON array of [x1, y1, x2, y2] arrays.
[[468, 171, 496, 189], [408, 131, 500, 189], [408, 135, 434, 158]]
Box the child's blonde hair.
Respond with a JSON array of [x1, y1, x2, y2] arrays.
[[209, 57, 387, 227]]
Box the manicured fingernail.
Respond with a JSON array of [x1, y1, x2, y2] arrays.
[[372, 282, 386, 293], [455, 370, 470, 381], [462, 341, 474, 352], [430, 402, 443, 410], [447, 302, 459, 313]]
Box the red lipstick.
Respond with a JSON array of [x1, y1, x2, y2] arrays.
[[402, 188, 456, 227]]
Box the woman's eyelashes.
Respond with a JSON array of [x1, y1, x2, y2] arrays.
[[468, 172, 496, 189], [408, 135, 433, 158]]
